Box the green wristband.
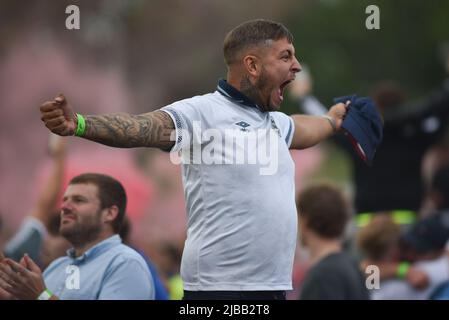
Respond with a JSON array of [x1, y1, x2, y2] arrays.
[[37, 288, 53, 300], [75, 113, 86, 137], [396, 262, 410, 279]]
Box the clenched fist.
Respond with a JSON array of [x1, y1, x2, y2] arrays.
[[40, 94, 77, 136], [327, 101, 350, 132]]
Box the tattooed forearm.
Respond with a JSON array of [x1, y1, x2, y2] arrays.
[[83, 110, 175, 150]]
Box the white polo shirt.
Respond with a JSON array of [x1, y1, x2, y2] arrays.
[[161, 79, 297, 291]]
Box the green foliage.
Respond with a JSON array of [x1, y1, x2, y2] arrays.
[[284, 0, 449, 105]]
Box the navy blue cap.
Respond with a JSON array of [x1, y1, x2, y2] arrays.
[[334, 95, 383, 165], [402, 212, 449, 254]]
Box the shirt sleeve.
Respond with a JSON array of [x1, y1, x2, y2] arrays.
[[98, 257, 155, 300], [160, 97, 203, 152], [269, 111, 295, 147]]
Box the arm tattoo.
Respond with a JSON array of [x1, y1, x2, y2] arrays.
[[83, 110, 175, 150]]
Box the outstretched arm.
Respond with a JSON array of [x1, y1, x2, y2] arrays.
[[40, 95, 175, 151], [82, 111, 174, 150], [290, 101, 349, 149]]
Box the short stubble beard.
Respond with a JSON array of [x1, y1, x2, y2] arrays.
[[60, 211, 103, 248], [240, 70, 271, 112]]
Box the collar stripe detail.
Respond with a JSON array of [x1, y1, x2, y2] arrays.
[[217, 79, 261, 110]]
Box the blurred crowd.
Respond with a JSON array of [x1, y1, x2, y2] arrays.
[[289, 43, 449, 300], [2, 54, 449, 298], [1, 1, 449, 300]]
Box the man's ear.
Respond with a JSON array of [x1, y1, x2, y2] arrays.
[[103, 205, 119, 225], [242, 54, 261, 77]]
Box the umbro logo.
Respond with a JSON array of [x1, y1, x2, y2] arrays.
[[235, 121, 251, 132]]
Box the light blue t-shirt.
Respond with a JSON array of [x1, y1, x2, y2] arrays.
[[43, 235, 154, 300]]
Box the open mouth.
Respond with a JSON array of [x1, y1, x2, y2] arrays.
[[278, 79, 294, 102]]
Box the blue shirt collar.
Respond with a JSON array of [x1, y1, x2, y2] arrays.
[[217, 79, 262, 111], [67, 234, 122, 262]]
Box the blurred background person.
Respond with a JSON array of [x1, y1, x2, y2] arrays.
[[3, 134, 67, 267], [357, 214, 428, 299], [290, 73, 449, 228], [421, 140, 449, 216], [0, 173, 155, 300], [297, 183, 369, 300], [119, 216, 169, 300], [421, 164, 449, 218], [40, 214, 70, 269], [399, 212, 449, 299], [157, 241, 184, 300], [357, 211, 449, 299]]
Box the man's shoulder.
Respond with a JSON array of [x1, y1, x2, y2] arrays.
[[162, 91, 239, 124], [310, 253, 355, 276], [167, 91, 222, 109], [268, 110, 289, 116], [101, 243, 148, 268], [268, 111, 292, 123]]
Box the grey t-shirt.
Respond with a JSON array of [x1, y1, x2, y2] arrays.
[[300, 252, 370, 300]]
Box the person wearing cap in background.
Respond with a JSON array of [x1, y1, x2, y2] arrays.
[[357, 214, 432, 299], [396, 212, 449, 299], [356, 164, 449, 299], [417, 166, 449, 300], [357, 212, 449, 299]]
